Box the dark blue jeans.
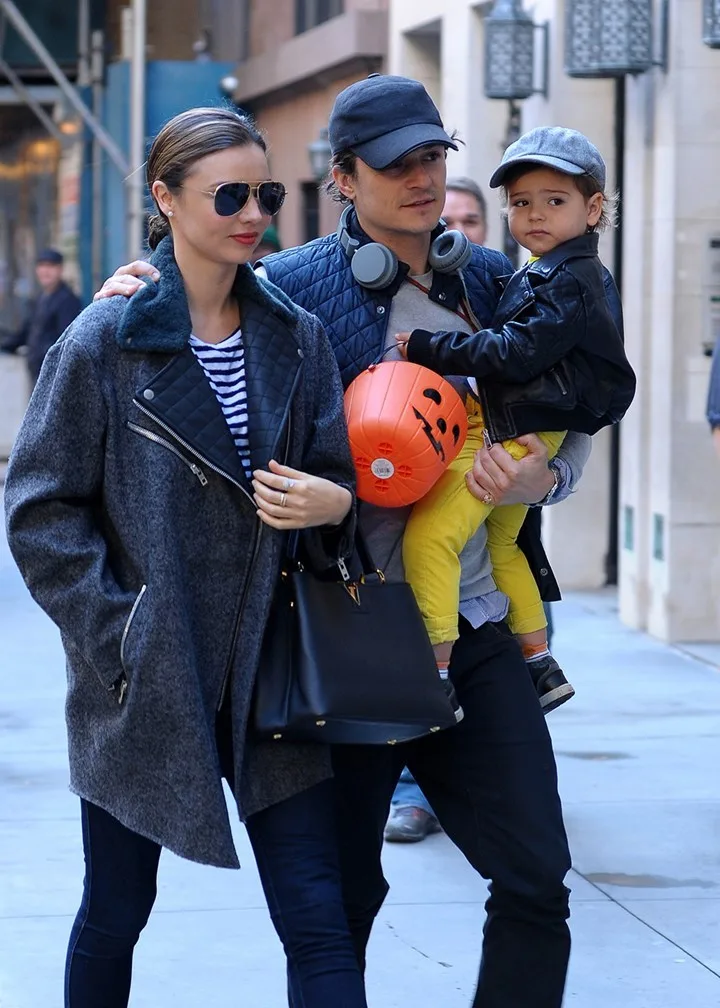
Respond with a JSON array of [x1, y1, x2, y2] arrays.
[[332, 618, 571, 1008], [65, 782, 366, 1007]]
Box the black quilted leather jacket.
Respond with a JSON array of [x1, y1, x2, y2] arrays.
[[407, 232, 635, 442]]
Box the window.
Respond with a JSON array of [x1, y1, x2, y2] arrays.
[[301, 182, 320, 244], [295, 0, 344, 35]]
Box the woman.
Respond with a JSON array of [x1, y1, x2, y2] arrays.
[[3, 107, 366, 1007]]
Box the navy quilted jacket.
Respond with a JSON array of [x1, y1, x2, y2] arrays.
[[262, 230, 512, 389]]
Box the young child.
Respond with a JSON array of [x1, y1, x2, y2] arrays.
[[397, 126, 636, 713]]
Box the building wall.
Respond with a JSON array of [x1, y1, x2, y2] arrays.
[[255, 74, 362, 251], [619, 2, 720, 641], [105, 0, 203, 60], [235, 0, 388, 252]]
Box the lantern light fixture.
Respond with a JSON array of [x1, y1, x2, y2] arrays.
[[565, 0, 668, 79], [484, 0, 549, 101], [307, 127, 332, 182]]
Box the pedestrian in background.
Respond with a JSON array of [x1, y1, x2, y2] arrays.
[[0, 248, 81, 384], [707, 334, 720, 456], [442, 176, 488, 245], [4, 107, 366, 1008]]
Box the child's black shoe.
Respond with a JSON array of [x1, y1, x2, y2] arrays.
[[527, 655, 575, 714]]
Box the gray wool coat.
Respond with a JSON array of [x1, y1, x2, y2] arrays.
[[4, 237, 356, 868]]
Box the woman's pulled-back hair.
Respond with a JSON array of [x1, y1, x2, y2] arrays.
[[146, 106, 267, 250]]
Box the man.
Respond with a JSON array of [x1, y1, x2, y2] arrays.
[[96, 75, 603, 1006], [0, 249, 82, 384], [264, 76, 585, 1008], [443, 176, 488, 245], [385, 173, 490, 845]]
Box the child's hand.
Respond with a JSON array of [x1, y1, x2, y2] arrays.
[[395, 332, 411, 359]]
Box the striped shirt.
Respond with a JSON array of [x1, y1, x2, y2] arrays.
[[189, 329, 251, 478]]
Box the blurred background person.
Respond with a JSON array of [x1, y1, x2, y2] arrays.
[[706, 333, 720, 457], [0, 249, 82, 386], [441, 176, 488, 246]]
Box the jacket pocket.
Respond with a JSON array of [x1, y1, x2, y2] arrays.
[[127, 421, 208, 486], [120, 584, 147, 676]]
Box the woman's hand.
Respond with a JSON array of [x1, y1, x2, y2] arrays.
[[252, 459, 352, 530], [93, 261, 160, 301], [466, 434, 554, 506]]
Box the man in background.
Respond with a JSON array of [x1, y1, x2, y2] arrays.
[[384, 176, 490, 844], [442, 176, 488, 245], [1, 249, 82, 385]]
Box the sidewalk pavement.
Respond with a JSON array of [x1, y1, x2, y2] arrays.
[[1, 511, 720, 1006]]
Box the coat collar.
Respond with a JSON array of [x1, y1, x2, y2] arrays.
[[525, 231, 599, 280], [115, 235, 298, 353]]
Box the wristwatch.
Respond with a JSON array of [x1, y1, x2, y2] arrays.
[[536, 462, 561, 507]]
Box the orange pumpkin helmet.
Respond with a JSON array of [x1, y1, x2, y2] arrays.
[[344, 360, 468, 507]]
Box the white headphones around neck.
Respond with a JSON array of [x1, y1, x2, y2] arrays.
[[337, 206, 472, 290]]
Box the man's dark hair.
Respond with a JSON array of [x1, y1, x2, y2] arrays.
[[446, 177, 487, 222]]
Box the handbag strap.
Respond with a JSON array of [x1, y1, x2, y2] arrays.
[[286, 525, 381, 582]]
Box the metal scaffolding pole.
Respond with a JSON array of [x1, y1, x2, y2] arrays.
[[0, 55, 63, 141], [127, 0, 147, 259], [0, 0, 128, 175], [91, 29, 105, 293]]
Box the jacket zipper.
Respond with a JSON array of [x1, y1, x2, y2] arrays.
[[127, 422, 209, 486], [132, 400, 255, 507], [457, 276, 502, 443], [552, 368, 569, 396], [118, 584, 147, 702], [216, 362, 303, 712]]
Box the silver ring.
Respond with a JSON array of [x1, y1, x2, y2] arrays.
[[279, 492, 287, 508], [283, 477, 295, 491], [481, 492, 494, 505]]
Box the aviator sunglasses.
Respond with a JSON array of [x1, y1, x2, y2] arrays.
[[190, 180, 287, 217]]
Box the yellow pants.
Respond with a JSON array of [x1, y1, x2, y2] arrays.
[[403, 405, 566, 645]]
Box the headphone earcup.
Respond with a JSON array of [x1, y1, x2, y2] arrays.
[[428, 230, 473, 274], [350, 242, 399, 290]]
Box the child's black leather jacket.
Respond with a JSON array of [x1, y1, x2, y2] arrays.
[[407, 232, 636, 442]]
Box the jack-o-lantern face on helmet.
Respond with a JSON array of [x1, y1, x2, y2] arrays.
[[343, 360, 468, 507]]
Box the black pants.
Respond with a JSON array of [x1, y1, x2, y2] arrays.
[[332, 618, 571, 1008]]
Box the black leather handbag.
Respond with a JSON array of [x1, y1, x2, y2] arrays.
[[253, 532, 459, 745]]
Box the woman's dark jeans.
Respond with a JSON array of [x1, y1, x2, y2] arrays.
[[65, 784, 367, 1007]]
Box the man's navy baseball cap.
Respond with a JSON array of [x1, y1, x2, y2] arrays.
[[328, 74, 458, 171], [36, 247, 63, 265], [489, 126, 606, 190]]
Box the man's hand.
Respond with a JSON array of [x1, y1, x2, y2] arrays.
[[466, 433, 554, 506], [395, 332, 411, 359], [93, 261, 160, 301]]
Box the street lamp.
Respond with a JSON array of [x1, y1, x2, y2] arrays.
[[704, 0, 720, 47], [307, 127, 331, 182], [484, 0, 548, 100], [565, 0, 664, 77]]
